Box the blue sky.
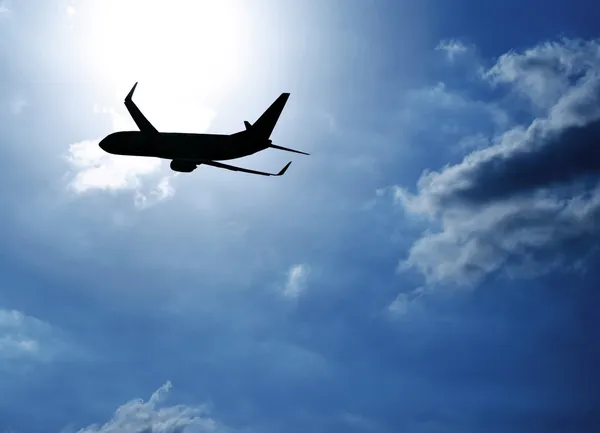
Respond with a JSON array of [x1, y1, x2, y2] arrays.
[[1, 0, 599, 432]]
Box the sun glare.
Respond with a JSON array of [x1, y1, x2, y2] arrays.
[[83, 0, 252, 102]]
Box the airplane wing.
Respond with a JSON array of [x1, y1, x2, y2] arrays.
[[124, 82, 159, 136], [200, 159, 292, 176]]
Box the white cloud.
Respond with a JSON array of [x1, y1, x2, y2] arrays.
[[388, 293, 409, 316], [435, 39, 469, 61], [65, 138, 175, 209], [393, 37, 600, 287], [401, 188, 600, 286], [387, 288, 425, 318], [483, 38, 600, 112], [66, 5, 76, 19], [66, 104, 165, 195], [0, 308, 66, 364], [283, 264, 310, 298], [74, 382, 225, 433], [66, 139, 163, 192]]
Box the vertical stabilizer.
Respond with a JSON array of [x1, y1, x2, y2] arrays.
[[251, 93, 290, 140]]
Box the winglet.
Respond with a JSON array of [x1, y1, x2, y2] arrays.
[[278, 161, 292, 176], [123, 82, 159, 135], [125, 82, 138, 102]]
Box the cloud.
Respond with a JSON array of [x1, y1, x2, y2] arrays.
[[74, 382, 225, 433], [283, 264, 310, 298], [399, 82, 510, 141], [65, 137, 176, 209], [66, 139, 166, 193], [435, 39, 469, 61], [0, 308, 68, 365], [66, 5, 76, 19], [398, 76, 600, 212], [394, 37, 600, 286], [484, 38, 600, 112], [387, 287, 426, 318], [64, 102, 188, 207], [388, 293, 410, 316]]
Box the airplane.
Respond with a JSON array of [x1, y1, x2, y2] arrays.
[[98, 82, 309, 176]]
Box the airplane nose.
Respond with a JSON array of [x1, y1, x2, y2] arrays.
[[98, 138, 109, 152]]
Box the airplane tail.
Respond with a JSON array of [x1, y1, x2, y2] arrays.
[[244, 93, 310, 156], [246, 93, 290, 140]]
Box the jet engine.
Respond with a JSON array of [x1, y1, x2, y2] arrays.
[[170, 160, 197, 172]]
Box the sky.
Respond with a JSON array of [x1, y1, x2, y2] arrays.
[[0, 0, 599, 432]]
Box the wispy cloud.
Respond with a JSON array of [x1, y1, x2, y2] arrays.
[[0, 308, 68, 365], [436, 39, 469, 61], [387, 287, 425, 318], [74, 382, 225, 433], [388, 293, 410, 316], [398, 82, 510, 145], [283, 264, 310, 298]]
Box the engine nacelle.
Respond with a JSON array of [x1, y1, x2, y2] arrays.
[[170, 160, 197, 173]]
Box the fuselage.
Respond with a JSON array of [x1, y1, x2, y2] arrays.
[[98, 130, 269, 162]]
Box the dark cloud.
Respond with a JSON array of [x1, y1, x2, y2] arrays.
[[395, 38, 600, 285]]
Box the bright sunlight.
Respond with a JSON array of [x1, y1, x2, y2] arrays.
[[81, 0, 253, 104]]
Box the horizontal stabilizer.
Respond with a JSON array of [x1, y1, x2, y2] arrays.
[[269, 143, 310, 155], [200, 159, 292, 177]]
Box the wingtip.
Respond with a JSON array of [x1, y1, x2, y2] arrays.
[[278, 161, 292, 176], [125, 82, 138, 102]]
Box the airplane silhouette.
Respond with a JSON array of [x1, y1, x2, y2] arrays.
[[99, 83, 308, 176]]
